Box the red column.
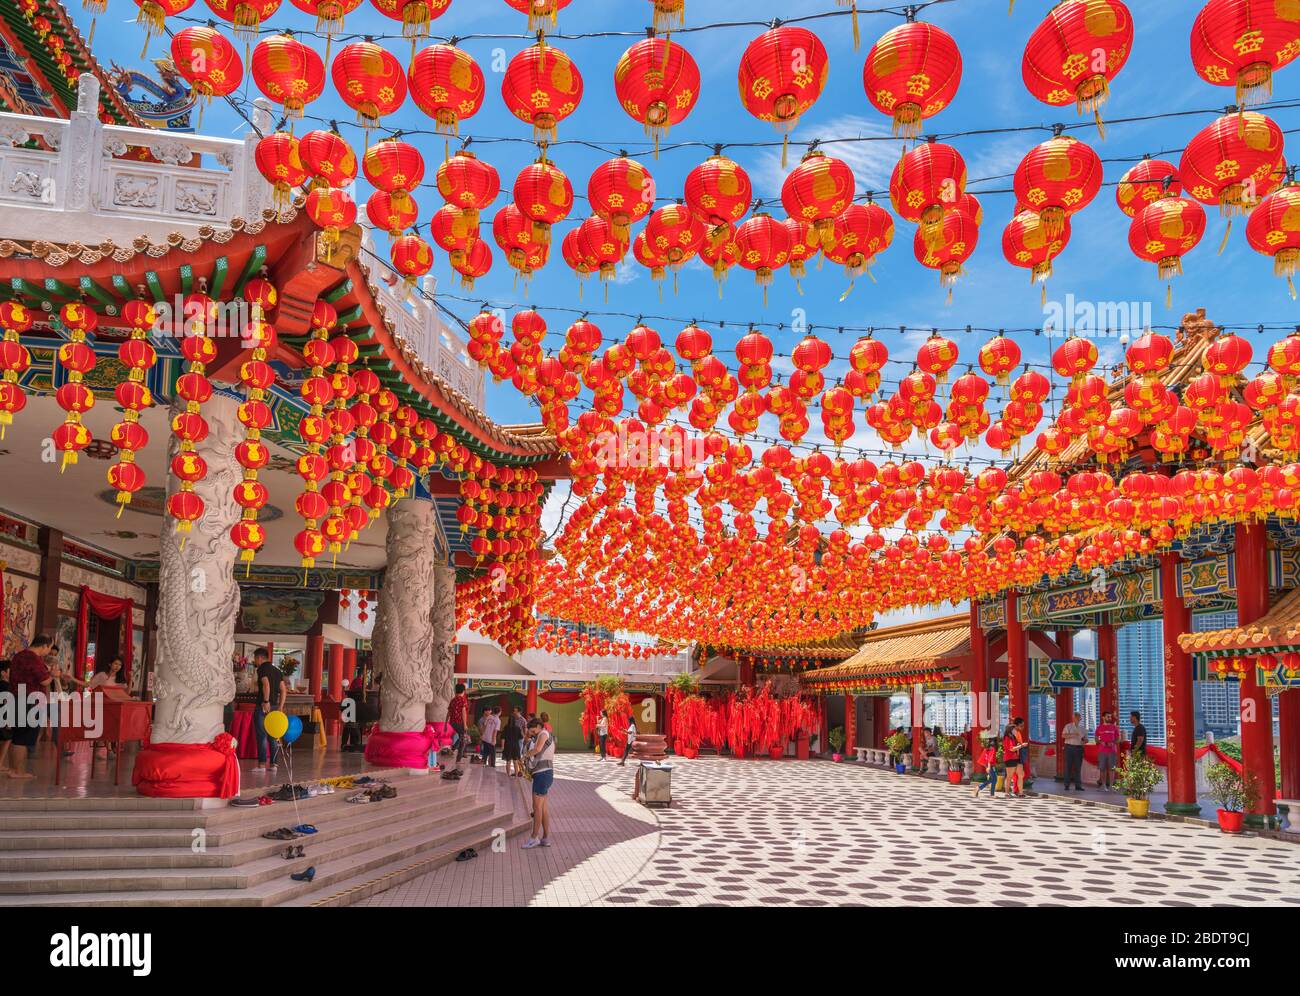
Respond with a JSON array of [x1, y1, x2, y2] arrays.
[[819, 697, 829, 755], [1097, 617, 1119, 721], [844, 693, 856, 753], [306, 635, 324, 702], [1160, 551, 1199, 815], [1055, 630, 1074, 780], [969, 602, 987, 760], [1007, 590, 1028, 728], [343, 648, 357, 685], [873, 696, 889, 749], [455, 644, 468, 675], [1236, 521, 1277, 825], [1279, 691, 1300, 801], [328, 644, 344, 700], [525, 680, 538, 716], [911, 683, 925, 771]]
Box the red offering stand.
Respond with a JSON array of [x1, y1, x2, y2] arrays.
[[55, 688, 153, 786]]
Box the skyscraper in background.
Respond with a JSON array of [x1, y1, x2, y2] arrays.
[[1117, 618, 1167, 746], [1193, 610, 1240, 741]]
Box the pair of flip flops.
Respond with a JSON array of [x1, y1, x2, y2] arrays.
[[262, 827, 300, 841], [282, 845, 305, 860], [454, 847, 478, 862], [440, 768, 464, 781]]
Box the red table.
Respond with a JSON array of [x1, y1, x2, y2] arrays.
[[55, 689, 153, 785]]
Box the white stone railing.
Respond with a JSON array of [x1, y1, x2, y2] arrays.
[[0, 74, 273, 241], [364, 245, 485, 410], [0, 74, 484, 410]]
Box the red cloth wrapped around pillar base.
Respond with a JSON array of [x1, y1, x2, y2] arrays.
[[365, 726, 436, 769], [132, 735, 240, 799]]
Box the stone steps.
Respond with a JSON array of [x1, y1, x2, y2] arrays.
[[0, 765, 529, 906]]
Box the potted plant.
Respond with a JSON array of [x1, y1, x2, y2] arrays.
[[828, 726, 845, 762], [1114, 752, 1162, 818], [939, 735, 966, 783], [885, 731, 910, 774], [1206, 762, 1259, 834]]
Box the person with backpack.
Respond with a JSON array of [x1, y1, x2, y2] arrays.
[[521, 717, 555, 849]]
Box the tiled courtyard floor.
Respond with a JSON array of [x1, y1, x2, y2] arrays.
[[360, 754, 1300, 907]]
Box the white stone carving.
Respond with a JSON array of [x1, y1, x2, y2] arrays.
[[113, 174, 160, 209], [373, 499, 437, 733], [426, 564, 458, 722], [175, 181, 218, 216], [9, 170, 42, 199], [151, 395, 241, 744]]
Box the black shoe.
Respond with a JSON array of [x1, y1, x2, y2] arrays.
[[290, 866, 316, 883]]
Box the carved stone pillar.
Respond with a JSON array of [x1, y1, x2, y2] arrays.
[[365, 498, 438, 768], [426, 564, 457, 724], [133, 394, 242, 797]]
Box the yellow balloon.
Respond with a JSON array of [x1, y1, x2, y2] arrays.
[[263, 710, 289, 740]]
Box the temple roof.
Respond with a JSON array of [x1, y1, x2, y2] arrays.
[[1178, 587, 1300, 659], [800, 614, 972, 685], [0, 0, 142, 125]]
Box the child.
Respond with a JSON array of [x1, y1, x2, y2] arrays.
[[972, 734, 999, 799]]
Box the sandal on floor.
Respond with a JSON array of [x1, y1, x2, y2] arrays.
[[262, 828, 298, 841], [454, 847, 478, 862], [290, 824, 318, 835]]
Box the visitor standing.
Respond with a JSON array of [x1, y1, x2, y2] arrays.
[[521, 717, 555, 849], [252, 648, 286, 773], [596, 710, 609, 761], [1013, 716, 1031, 787], [448, 683, 469, 765], [1001, 722, 1023, 797], [972, 733, 1000, 799], [479, 706, 501, 768], [1129, 711, 1147, 758], [1094, 711, 1121, 791], [502, 706, 524, 776], [619, 713, 638, 767], [1062, 711, 1086, 791], [8, 634, 54, 779]]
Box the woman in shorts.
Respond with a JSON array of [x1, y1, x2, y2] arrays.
[[521, 717, 555, 849]]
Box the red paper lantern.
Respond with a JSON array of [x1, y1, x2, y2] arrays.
[[782, 149, 856, 249], [298, 128, 358, 188], [1116, 157, 1181, 217], [574, 215, 629, 286], [366, 190, 419, 236], [614, 37, 700, 153], [1246, 181, 1300, 296], [251, 33, 325, 117], [305, 186, 357, 261], [289, 0, 363, 37], [409, 44, 485, 135], [1128, 197, 1208, 302], [1191, 0, 1300, 105], [588, 157, 655, 243], [823, 202, 894, 285], [171, 26, 242, 121], [891, 141, 967, 242], [370, 0, 451, 39], [454, 239, 493, 290], [332, 41, 407, 128], [684, 154, 752, 235], [436, 149, 501, 231], [863, 19, 962, 137], [1021, 0, 1133, 131], [915, 208, 979, 300], [391, 234, 433, 286], [1180, 112, 1284, 216], [735, 213, 791, 301], [362, 136, 424, 212], [501, 44, 583, 142], [493, 205, 549, 283], [1002, 208, 1071, 290], [503, 0, 571, 31], [738, 26, 828, 164], [206, 0, 281, 38], [645, 203, 706, 271], [1014, 135, 1103, 236], [513, 155, 573, 244], [254, 132, 307, 217]]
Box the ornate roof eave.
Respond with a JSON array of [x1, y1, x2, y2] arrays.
[[1179, 586, 1300, 658], [0, 0, 142, 126]]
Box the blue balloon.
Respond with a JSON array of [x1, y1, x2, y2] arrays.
[[282, 714, 304, 745]]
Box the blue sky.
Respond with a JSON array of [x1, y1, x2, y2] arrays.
[[77, 1, 1299, 631]]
